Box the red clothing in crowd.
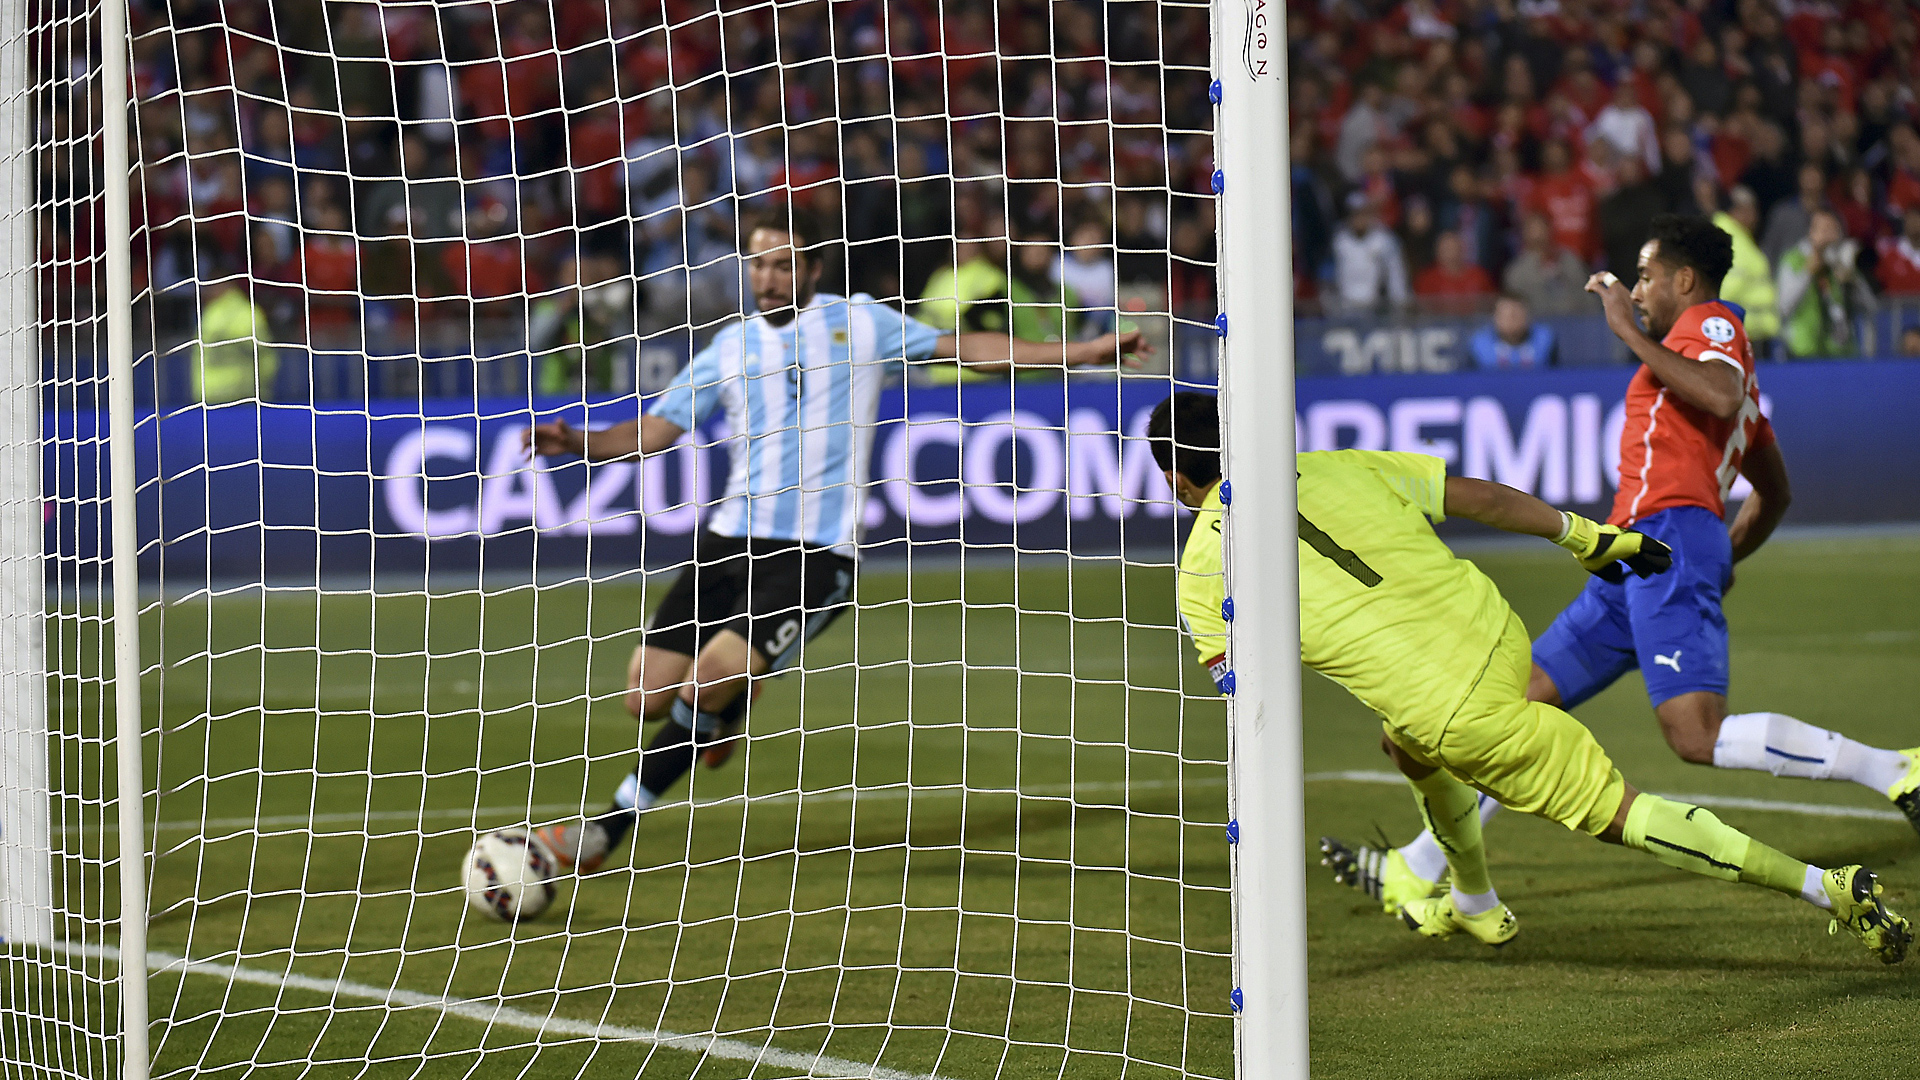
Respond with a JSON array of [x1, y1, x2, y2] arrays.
[[302, 236, 358, 326], [442, 238, 538, 299], [1888, 168, 1920, 220], [1413, 263, 1495, 297], [1528, 171, 1597, 262], [1876, 236, 1920, 294]]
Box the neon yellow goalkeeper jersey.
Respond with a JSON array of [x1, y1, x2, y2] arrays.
[[1295, 450, 1512, 730], [1175, 481, 1228, 686]]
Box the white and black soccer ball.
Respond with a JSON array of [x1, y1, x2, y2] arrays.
[[462, 829, 558, 923]]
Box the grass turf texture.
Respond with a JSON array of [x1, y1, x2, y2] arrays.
[[12, 533, 1919, 1077]]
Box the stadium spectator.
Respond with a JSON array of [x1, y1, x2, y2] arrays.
[[1778, 209, 1876, 358], [1058, 219, 1116, 336], [916, 235, 1013, 337], [300, 202, 360, 336], [1009, 229, 1077, 345], [1830, 167, 1882, 244], [1330, 193, 1409, 315], [1413, 230, 1494, 312], [1712, 186, 1781, 347], [1399, 197, 1438, 276], [1888, 125, 1920, 221], [1876, 212, 1920, 295], [1337, 82, 1394, 183], [193, 278, 278, 403], [1678, 37, 1732, 118], [1438, 164, 1500, 278], [1469, 293, 1558, 371], [1528, 141, 1598, 264], [1761, 164, 1833, 269], [1588, 77, 1660, 174], [1503, 212, 1590, 315], [529, 252, 636, 396], [1737, 122, 1798, 219], [1655, 127, 1705, 214], [1597, 157, 1668, 285]]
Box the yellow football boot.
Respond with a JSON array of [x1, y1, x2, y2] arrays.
[[1823, 865, 1912, 965], [1399, 893, 1519, 949]]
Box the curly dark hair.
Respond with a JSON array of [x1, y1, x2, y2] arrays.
[[1146, 392, 1220, 486], [1645, 213, 1735, 292]]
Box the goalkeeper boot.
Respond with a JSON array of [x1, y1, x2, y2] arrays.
[[1399, 893, 1519, 949], [1319, 836, 1444, 915], [1822, 865, 1912, 965], [1884, 748, 1920, 838], [533, 820, 611, 875]]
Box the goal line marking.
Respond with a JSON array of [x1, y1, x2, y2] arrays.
[[1304, 769, 1907, 823], [51, 940, 955, 1080]]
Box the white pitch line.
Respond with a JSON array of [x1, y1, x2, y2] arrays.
[[1304, 769, 1907, 823], [50, 940, 954, 1080]]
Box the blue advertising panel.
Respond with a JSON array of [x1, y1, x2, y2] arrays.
[[45, 361, 1920, 584]]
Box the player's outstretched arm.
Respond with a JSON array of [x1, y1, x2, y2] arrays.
[[523, 414, 687, 462], [937, 329, 1149, 373], [1729, 437, 1791, 563], [1442, 476, 1565, 538], [1584, 273, 1745, 419], [1443, 476, 1673, 579]]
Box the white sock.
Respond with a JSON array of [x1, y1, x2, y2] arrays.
[[1711, 712, 1912, 795], [614, 773, 657, 812], [1449, 884, 1500, 917], [1397, 794, 1502, 882], [1802, 865, 1832, 910]]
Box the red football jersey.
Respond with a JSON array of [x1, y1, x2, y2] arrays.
[[1610, 300, 1775, 527]]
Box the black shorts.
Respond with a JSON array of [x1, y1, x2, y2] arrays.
[[644, 531, 856, 671]]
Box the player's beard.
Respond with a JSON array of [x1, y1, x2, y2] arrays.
[[757, 288, 814, 327]]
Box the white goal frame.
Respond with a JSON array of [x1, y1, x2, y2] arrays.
[[1211, 0, 1307, 1076], [21, 1, 1311, 1077]]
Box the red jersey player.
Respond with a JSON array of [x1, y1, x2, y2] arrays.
[[1324, 215, 1920, 919]]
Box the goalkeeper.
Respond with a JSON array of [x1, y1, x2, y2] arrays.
[[1149, 392, 1908, 962], [523, 207, 1144, 874]]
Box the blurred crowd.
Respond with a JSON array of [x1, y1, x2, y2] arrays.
[[1291, 0, 1920, 359], [37, 0, 1218, 398], [39, 0, 1920, 400]]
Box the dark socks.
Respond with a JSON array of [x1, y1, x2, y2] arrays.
[[599, 692, 751, 850], [596, 720, 696, 849]]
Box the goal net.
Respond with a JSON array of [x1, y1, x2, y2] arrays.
[[5, 0, 1238, 1077]]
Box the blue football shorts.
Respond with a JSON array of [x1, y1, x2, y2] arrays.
[[1531, 505, 1733, 709]]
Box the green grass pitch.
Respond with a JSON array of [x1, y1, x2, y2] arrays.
[[19, 532, 1920, 1078]]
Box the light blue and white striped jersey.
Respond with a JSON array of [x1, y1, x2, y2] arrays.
[[648, 292, 944, 554]]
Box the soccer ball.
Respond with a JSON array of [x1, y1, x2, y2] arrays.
[[462, 829, 558, 923]]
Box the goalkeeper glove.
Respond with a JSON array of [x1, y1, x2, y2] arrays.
[[1553, 512, 1674, 582]]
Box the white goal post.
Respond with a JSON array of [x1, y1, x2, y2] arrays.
[[1212, 0, 1307, 1076], [3, 0, 1305, 1077]]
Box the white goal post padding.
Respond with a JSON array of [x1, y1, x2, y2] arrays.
[[3, 1, 1253, 1077]]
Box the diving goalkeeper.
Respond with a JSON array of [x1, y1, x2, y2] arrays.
[[1148, 392, 1908, 961]]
